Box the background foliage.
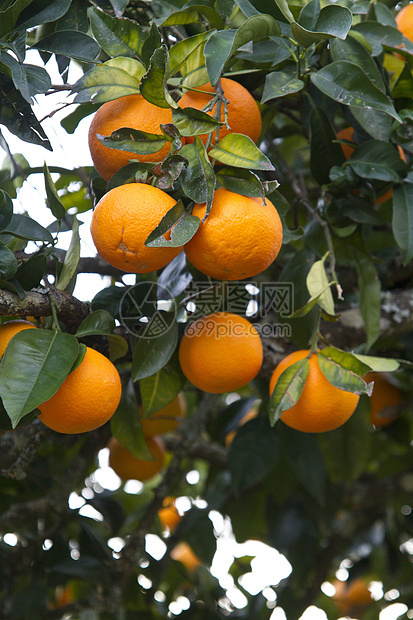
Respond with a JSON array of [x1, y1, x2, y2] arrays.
[[0, 0, 413, 618]]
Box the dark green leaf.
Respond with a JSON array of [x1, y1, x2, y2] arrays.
[[309, 105, 345, 185], [110, 377, 152, 459], [15, 0, 71, 31], [157, 252, 193, 298], [216, 167, 267, 197], [131, 320, 178, 381], [0, 0, 34, 38], [43, 162, 65, 220], [172, 106, 221, 137], [91, 285, 126, 319], [353, 21, 413, 56], [139, 351, 186, 416], [177, 507, 217, 564], [311, 61, 401, 122], [330, 36, 385, 93], [15, 254, 46, 290], [0, 329, 80, 425], [76, 310, 116, 338], [169, 31, 213, 77], [180, 138, 216, 205], [269, 358, 310, 425], [156, 4, 223, 29], [209, 133, 275, 170], [140, 45, 177, 109], [146, 203, 200, 248], [0, 241, 17, 280], [292, 4, 353, 48], [0, 190, 13, 232], [32, 30, 100, 62], [354, 250, 381, 350], [204, 14, 280, 85], [141, 21, 162, 68], [317, 348, 372, 395], [55, 217, 80, 292], [98, 127, 168, 155], [3, 213, 53, 243], [88, 6, 148, 58], [392, 182, 413, 265], [347, 140, 407, 182], [261, 69, 304, 103]]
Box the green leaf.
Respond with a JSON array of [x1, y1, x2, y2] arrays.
[[179, 139, 216, 206], [169, 31, 212, 77], [261, 69, 304, 103], [330, 36, 386, 93], [0, 190, 13, 232], [108, 334, 129, 363], [88, 6, 147, 59], [98, 127, 168, 155], [172, 106, 221, 137], [209, 133, 275, 170], [140, 45, 177, 109], [309, 105, 344, 185], [131, 320, 178, 381], [15, 254, 46, 290], [2, 213, 53, 243], [0, 0, 34, 38], [156, 4, 223, 29], [146, 203, 200, 248], [204, 14, 280, 85], [0, 52, 51, 103], [354, 251, 381, 351], [347, 140, 407, 182], [272, 0, 295, 23], [72, 65, 140, 104], [141, 21, 162, 68], [353, 21, 413, 56], [55, 216, 80, 292], [306, 255, 335, 315], [177, 507, 217, 564], [43, 162, 65, 220], [317, 348, 372, 395], [154, 155, 188, 190], [32, 30, 100, 62], [110, 377, 153, 460], [392, 182, 413, 265], [311, 61, 401, 123], [352, 354, 400, 373], [76, 310, 116, 339], [269, 358, 310, 425], [0, 241, 18, 280], [139, 352, 186, 416], [0, 329, 80, 426], [15, 0, 71, 31], [292, 4, 353, 48], [217, 167, 271, 198]]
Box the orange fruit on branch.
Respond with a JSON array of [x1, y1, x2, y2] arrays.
[[88, 94, 173, 182], [269, 350, 359, 433], [178, 311, 263, 394], [108, 435, 165, 481], [158, 496, 182, 531], [171, 541, 202, 573], [184, 187, 283, 281], [90, 182, 183, 273], [0, 320, 36, 358], [396, 3, 413, 43], [178, 77, 262, 146], [38, 346, 122, 434], [364, 371, 402, 427], [140, 394, 186, 436]]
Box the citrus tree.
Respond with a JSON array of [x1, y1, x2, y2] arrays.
[[1, 0, 413, 618]]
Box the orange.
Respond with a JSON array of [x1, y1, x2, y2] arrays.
[[178, 78, 262, 146], [365, 372, 402, 427], [178, 312, 263, 394], [38, 347, 122, 434], [88, 94, 173, 182], [269, 350, 360, 433], [0, 320, 36, 358], [184, 188, 283, 281], [332, 577, 373, 617], [158, 496, 182, 531], [140, 394, 186, 436], [90, 182, 183, 273], [108, 435, 165, 481], [225, 406, 259, 447], [337, 126, 356, 160], [171, 542, 201, 573], [396, 3, 413, 43]]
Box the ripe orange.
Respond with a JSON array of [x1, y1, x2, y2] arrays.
[[225, 406, 259, 447], [88, 94, 173, 181], [178, 312, 263, 394], [332, 577, 373, 617], [38, 347, 122, 434], [0, 320, 36, 358], [365, 372, 402, 427], [158, 496, 182, 531], [171, 542, 201, 573], [108, 435, 165, 481], [396, 3, 413, 43], [140, 394, 186, 436], [184, 188, 283, 281], [269, 350, 360, 433], [90, 182, 183, 273], [178, 78, 262, 146]]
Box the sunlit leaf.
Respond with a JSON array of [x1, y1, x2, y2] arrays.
[[269, 358, 310, 425], [209, 134, 274, 170]]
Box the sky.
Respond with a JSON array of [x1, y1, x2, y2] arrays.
[[0, 51, 409, 620]]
